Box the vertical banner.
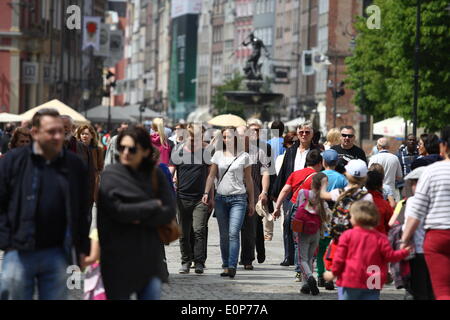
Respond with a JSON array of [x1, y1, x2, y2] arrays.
[[82, 16, 101, 51], [94, 24, 111, 57]]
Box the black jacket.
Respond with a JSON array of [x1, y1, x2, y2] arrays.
[[270, 141, 320, 199], [97, 163, 175, 299], [0, 145, 91, 264]]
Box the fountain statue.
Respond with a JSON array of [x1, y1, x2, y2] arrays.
[[224, 33, 284, 109]]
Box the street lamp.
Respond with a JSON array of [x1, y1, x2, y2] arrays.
[[82, 89, 90, 117], [105, 71, 116, 132], [328, 57, 345, 128], [412, 0, 421, 137]]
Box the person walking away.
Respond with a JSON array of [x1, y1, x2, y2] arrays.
[[368, 137, 403, 202], [295, 173, 331, 296], [397, 135, 419, 196], [271, 121, 320, 267], [240, 119, 273, 269], [151, 118, 174, 165], [104, 122, 129, 167], [390, 167, 434, 300], [317, 149, 347, 289], [401, 126, 450, 300], [97, 126, 176, 300], [267, 120, 285, 160], [365, 171, 393, 235], [324, 201, 412, 300], [272, 150, 323, 281], [368, 163, 396, 208], [202, 127, 254, 278], [319, 160, 373, 280], [169, 125, 212, 274], [0, 109, 91, 300], [331, 126, 367, 174]]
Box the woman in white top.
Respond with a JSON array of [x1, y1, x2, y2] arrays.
[[202, 127, 254, 278]]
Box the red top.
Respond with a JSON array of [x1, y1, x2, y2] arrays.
[[368, 190, 393, 235], [332, 226, 409, 290], [285, 168, 316, 203]]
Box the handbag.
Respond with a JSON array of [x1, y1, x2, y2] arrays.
[[152, 167, 181, 245], [292, 190, 321, 234]]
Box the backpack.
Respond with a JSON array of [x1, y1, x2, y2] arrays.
[[292, 190, 321, 235], [329, 188, 368, 240]]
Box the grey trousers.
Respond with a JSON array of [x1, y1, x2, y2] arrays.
[[177, 198, 209, 265], [295, 231, 320, 285]]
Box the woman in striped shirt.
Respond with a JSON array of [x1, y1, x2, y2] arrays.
[[401, 126, 450, 300]]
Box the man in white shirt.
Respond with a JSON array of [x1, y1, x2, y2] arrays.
[[368, 137, 403, 201]]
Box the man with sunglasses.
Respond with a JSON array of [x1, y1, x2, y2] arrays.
[[331, 126, 367, 173], [271, 121, 320, 267]]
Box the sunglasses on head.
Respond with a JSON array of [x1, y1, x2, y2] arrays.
[[341, 134, 355, 138], [299, 131, 311, 135], [118, 145, 138, 154]]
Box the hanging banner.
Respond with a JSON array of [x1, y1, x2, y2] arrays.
[[171, 0, 202, 19], [94, 23, 111, 57], [82, 16, 101, 51]]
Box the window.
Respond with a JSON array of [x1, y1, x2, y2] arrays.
[[319, 0, 329, 14]]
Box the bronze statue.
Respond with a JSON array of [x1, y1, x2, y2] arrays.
[[242, 33, 270, 81]]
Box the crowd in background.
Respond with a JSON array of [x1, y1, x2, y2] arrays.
[[0, 112, 449, 300]]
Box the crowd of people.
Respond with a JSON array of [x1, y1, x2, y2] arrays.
[[0, 110, 449, 301]]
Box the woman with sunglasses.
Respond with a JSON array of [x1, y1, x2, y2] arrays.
[[202, 127, 254, 278], [97, 126, 175, 300]]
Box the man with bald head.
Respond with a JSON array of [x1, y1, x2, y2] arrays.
[[369, 137, 403, 201]]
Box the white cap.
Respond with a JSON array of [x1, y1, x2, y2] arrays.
[[345, 159, 368, 178]]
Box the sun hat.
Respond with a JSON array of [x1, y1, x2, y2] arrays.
[[255, 200, 273, 221]]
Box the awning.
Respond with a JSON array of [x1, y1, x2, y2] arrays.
[[85, 105, 136, 123], [373, 117, 412, 137], [0, 113, 24, 123], [21, 99, 90, 125]]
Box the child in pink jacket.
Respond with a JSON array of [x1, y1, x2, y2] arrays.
[[324, 201, 412, 300]]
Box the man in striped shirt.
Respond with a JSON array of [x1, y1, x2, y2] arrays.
[[401, 126, 450, 300]]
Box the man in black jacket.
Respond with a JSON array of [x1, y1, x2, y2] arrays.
[[270, 121, 320, 267], [0, 109, 90, 300]]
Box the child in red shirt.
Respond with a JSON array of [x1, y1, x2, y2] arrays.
[[366, 171, 393, 235], [324, 201, 412, 300]]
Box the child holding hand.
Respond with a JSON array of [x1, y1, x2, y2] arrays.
[[324, 201, 413, 300]]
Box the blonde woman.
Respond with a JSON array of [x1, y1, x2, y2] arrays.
[[151, 118, 174, 165], [323, 128, 341, 150]]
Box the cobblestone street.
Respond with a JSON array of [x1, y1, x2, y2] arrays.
[[0, 216, 405, 300], [161, 216, 405, 300]]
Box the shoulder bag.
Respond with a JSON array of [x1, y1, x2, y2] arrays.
[[152, 167, 181, 245]]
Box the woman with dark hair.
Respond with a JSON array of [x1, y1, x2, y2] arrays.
[[411, 133, 442, 170], [8, 127, 32, 150], [75, 125, 104, 204], [97, 126, 176, 299], [202, 127, 254, 278]]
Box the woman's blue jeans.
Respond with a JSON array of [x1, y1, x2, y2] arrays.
[[214, 194, 248, 269], [136, 277, 162, 300]]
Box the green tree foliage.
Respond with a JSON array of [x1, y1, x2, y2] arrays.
[[346, 0, 450, 131], [212, 73, 246, 118]]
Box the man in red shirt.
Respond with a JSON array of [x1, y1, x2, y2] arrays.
[[366, 170, 393, 234]]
